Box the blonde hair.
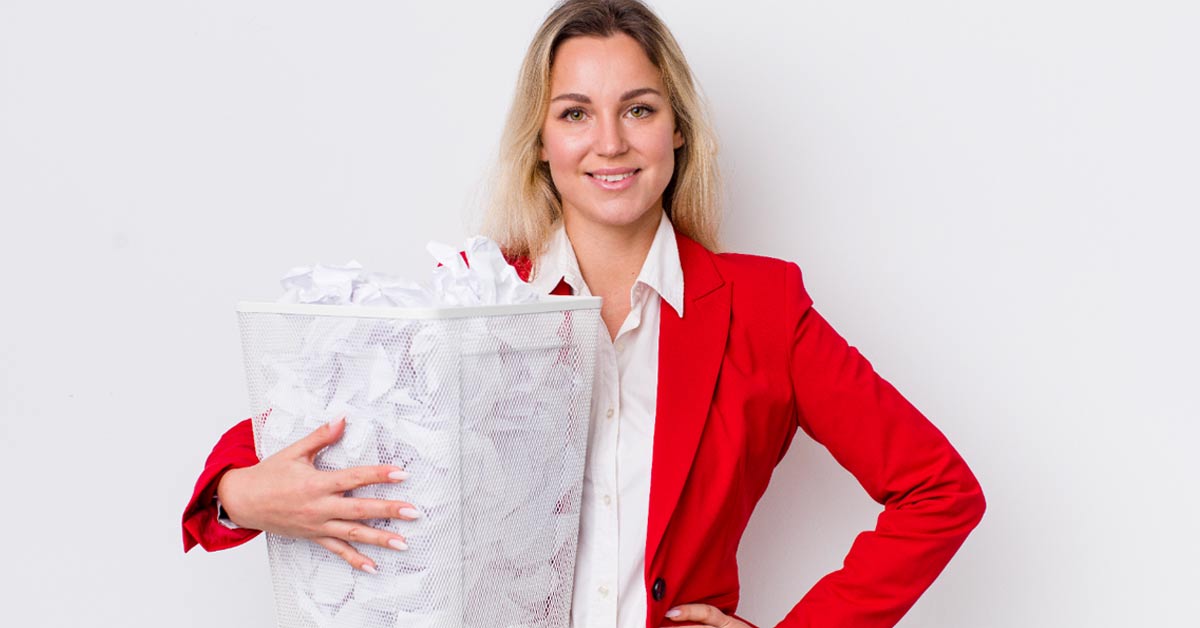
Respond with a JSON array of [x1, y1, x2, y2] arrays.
[[484, 0, 723, 262]]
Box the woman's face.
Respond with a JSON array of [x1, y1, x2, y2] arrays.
[[540, 33, 683, 233]]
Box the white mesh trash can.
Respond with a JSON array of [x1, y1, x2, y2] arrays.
[[237, 297, 602, 628]]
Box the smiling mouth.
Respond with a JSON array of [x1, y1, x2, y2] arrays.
[[587, 169, 641, 182]]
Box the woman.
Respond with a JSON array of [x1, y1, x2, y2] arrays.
[[182, 1, 986, 626]]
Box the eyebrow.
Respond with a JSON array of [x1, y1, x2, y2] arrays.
[[550, 87, 662, 104]]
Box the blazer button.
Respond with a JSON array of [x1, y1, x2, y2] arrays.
[[651, 577, 666, 601]]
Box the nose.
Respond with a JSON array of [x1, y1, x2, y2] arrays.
[[592, 113, 628, 158]]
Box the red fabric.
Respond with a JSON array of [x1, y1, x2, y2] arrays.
[[182, 233, 985, 628], [181, 417, 262, 551]]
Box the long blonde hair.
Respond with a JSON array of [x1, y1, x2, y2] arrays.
[[483, 0, 723, 262]]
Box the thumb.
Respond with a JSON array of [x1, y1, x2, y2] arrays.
[[287, 416, 346, 461]]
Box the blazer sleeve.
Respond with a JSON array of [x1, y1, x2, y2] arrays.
[[776, 262, 986, 628], [181, 418, 263, 552]]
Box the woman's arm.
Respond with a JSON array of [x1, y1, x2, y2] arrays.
[[181, 417, 261, 552], [779, 262, 986, 627], [181, 416, 422, 572]]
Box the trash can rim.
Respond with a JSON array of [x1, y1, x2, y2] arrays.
[[237, 296, 603, 320]]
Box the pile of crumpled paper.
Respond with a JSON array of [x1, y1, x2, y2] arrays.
[[243, 236, 597, 628], [277, 236, 540, 308]]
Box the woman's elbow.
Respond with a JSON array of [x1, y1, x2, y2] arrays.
[[962, 480, 987, 531]]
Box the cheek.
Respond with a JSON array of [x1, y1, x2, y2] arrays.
[[541, 130, 587, 171], [642, 136, 677, 178], [640, 124, 680, 167]]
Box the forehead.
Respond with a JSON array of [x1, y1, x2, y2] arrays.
[[549, 33, 664, 95]]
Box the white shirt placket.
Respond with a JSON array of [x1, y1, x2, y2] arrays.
[[530, 214, 682, 628], [584, 328, 622, 628]]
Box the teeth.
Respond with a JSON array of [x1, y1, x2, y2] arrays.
[[593, 171, 635, 182]]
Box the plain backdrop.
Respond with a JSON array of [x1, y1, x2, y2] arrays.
[[2, 1, 1197, 626]]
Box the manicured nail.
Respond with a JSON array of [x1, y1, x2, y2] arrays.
[[666, 609, 682, 619], [388, 470, 409, 481], [328, 416, 346, 429], [361, 563, 378, 574], [398, 507, 422, 519], [388, 538, 408, 551]]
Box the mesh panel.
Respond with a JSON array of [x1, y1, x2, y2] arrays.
[[238, 302, 601, 628]]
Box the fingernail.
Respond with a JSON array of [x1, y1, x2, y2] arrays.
[[388, 470, 409, 481], [328, 416, 345, 429], [388, 538, 408, 551], [361, 563, 378, 575], [398, 507, 422, 519], [666, 609, 681, 619]]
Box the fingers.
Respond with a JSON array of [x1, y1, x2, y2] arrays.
[[286, 416, 347, 460], [323, 520, 409, 552], [666, 604, 734, 628], [327, 465, 409, 493], [313, 536, 378, 574], [334, 497, 423, 522]]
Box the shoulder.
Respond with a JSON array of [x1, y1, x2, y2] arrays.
[[676, 229, 792, 276], [676, 231, 814, 313], [713, 250, 793, 279]]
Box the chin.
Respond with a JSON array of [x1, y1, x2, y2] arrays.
[[568, 199, 662, 231], [578, 211, 659, 232]]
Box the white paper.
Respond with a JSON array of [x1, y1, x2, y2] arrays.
[[250, 236, 588, 628], [278, 235, 540, 308]]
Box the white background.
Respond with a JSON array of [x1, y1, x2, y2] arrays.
[[1, 1, 1197, 626]]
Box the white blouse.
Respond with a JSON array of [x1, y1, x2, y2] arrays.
[[527, 212, 684, 628]]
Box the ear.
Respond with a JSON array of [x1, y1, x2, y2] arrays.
[[673, 128, 684, 150]]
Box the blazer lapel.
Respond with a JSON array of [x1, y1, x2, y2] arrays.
[[646, 233, 730, 563]]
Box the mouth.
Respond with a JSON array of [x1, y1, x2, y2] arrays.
[[588, 168, 640, 181], [586, 168, 641, 189]]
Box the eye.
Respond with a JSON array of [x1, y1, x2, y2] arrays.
[[629, 104, 655, 119], [561, 108, 586, 122]]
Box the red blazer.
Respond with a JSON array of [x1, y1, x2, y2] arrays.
[[183, 232, 985, 628]]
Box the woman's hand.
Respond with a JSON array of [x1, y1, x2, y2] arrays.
[[215, 416, 419, 573], [666, 604, 754, 628]]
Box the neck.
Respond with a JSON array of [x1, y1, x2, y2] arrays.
[[564, 209, 663, 298]]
